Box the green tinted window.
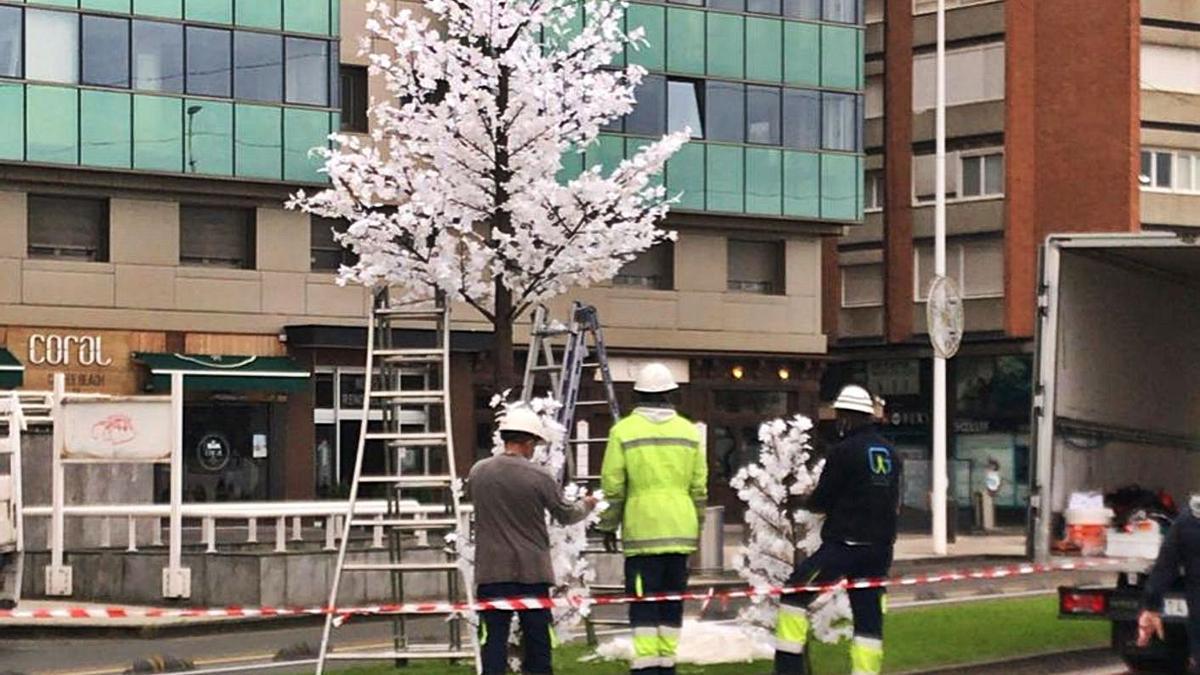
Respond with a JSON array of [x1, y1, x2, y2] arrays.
[[26, 85, 78, 165], [0, 83, 23, 161], [235, 103, 282, 178], [626, 4, 664, 71], [82, 0, 131, 11], [331, 0, 339, 34], [585, 134, 625, 175], [33, 0, 76, 6], [186, 0, 233, 23], [133, 0, 182, 18], [706, 144, 743, 213], [783, 150, 819, 217], [284, 0, 329, 34], [81, 90, 131, 168], [557, 148, 583, 185], [666, 8, 704, 75], [820, 152, 857, 220], [746, 18, 782, 83], [821, 25, 859, 89], [236, 0, 281, 29], [284, 107, 329, 182], [666, 142, 704, 211], [185, 99, 233, 175], [783, 21, 819, 86], [133, 94, 182, 171], [745, 147, 782, 215], [705, 13, 743, 79]]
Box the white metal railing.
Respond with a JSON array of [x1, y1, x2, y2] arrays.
[[22, 500, 457, 555]]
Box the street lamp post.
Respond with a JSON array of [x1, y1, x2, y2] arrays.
[[186, 105, 202, 174], [932, 0, 949, 556]]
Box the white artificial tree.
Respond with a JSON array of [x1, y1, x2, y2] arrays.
[[732, 415, 853, 644], [289, 0, 688, 387], [447, 396, 606, 671]]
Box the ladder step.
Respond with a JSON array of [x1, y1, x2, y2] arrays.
[[343, 562, 460, 572], [357, 474, 454, 487], [529, 364, 560, 372], [575, 474, 602, 481], [326, 648, 474, 661], [568, 438, 608, 444], [375, 307, 445, 319], [350, 518, 459, 530], [369, 390, 445, 404], [374, 348, 444, 359], [576, 400, 611, 406], [364, 431, 448, 444]]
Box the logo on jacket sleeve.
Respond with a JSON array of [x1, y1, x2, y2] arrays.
[[868, 447, 893, 476]]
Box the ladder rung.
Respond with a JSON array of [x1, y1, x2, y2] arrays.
[[364, 431, 448, 444], [529, 364, 560, 372], [375, 307, 445, 319], [568, 438, 608, 444], [576, 400, 611, 406], [343, 562, 460, 573], [326, 648, 474, 661], [581, 362, 601, 368], [350, 518, 459, 530], [374, 348, 443, 359], [575, 474, 601, 481], [587, 619, 630, 626], [369, 390, 445, 404], [357, 475, 454, 487]]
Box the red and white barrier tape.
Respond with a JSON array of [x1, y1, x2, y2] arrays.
[[0, 558, 1124, 621]]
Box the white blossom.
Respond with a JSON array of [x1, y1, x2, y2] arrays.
[[289, 0, 685, 327], [732, 414, 853, 644]]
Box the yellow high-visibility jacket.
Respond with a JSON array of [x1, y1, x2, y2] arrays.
[[598, 407, 707, 556]]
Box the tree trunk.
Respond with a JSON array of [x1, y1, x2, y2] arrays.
[[492, 280, 517, 392]]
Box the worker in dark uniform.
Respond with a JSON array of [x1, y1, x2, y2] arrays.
[[774, 384, 901, 675], [1138, 495, 1200, 674]]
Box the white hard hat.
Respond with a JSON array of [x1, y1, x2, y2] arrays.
[[833, 384, 876, 415], [634, 362, 678, 393], [497, 406, 546, 441]]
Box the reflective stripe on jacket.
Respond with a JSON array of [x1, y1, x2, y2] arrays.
[[598, 408, 707, 556]]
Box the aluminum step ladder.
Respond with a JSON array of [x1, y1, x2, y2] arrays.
[[0, 392, 26, 608], [521, 303, 625, 645], [317, 289, 477, 673]]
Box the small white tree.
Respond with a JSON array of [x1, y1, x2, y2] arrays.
[[732, 415, 853, 644], [289, 0, 687, 386], [447, 396, 606, 671]]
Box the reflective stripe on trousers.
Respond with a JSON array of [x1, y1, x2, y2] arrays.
[[632, 625, 659, 671], [658, 624, 681, 666], [774, 603, 809, 654], [850, 635, 884, 674]]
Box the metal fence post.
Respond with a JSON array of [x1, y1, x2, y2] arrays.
[[45, 374, 71, 596], [162, 372, 191, 598]]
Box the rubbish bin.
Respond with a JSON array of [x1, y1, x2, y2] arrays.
[[698, 506, 724, 574]]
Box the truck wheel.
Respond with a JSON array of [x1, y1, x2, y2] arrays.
[[1114, 620, 1188, 673]]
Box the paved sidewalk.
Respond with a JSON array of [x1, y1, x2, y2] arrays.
[[720, 525, 1028, 567]]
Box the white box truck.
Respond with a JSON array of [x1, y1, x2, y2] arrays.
[[1035, 232, 1200, 672]]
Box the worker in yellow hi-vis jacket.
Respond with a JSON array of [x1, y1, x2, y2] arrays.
[[598, 363, 707, 675]]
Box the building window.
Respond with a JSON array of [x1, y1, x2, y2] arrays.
[[822, 91, 858, 152], [132, 20, 184, 93], [0, 5, 20, 79], [865, 170, 883, 211], [747, 0, 782, 15], [914, 238, 1003, 300], [614, 242, 674, 290], [626, 74, 667, 136], [823, 0, 859, 23], [186, 27, 232, 98], [705, 81, 745, 143], [1142, 45, 1200, 95], [727, 239, 784, 295], [26, 9, 78, 84], [841, 262, 883, 308], [667, 79, 704, 139], [783, 0, 821, 19], [310, 216, 356, 271], [285, 37, 330, 106], [27, 195, 109, 262], [960, 152, 1004, 198], [913, 0, 994, 12], [783, 88, 820, 150], [339, 65, 369, 133], [82, 16, 129, 88], [1140, 148, 1200, 192], [747, 86, 781, 146], [180, 206, 256, 269], [913, 42, 1005, 111], [234, 31, 283, 103], [711, 0, 745, 10]]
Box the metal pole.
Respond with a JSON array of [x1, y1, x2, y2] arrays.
[[932, 0, 949, 556], [46, 373, 71, 595], [164, 371, 191, 597]]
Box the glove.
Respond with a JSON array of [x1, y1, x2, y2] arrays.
[[602, 531, 619, 553], [1137, 610, 1165, 647]]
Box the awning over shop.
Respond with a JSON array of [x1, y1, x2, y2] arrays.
[[0, 348, 23, 389], [133, 353, 309, 393]]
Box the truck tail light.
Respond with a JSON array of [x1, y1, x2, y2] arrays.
[[1061, 590, 1107, 615]]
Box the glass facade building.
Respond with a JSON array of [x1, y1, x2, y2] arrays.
[[569, 0, 865, 220], [0, 0, 339, 184]]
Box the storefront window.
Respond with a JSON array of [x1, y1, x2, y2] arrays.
[[952, 355, 1033, 509], [713, 389, 789, 416]]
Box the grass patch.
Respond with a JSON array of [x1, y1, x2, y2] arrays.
[[328, 595, 1108, 673]]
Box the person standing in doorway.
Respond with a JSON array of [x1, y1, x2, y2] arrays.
[[468, 406, 597, 675], [598, 363, 707, 675], [774, 384, 901, 675]]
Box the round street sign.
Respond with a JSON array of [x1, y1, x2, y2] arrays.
[[927, 275, 965, 359]]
